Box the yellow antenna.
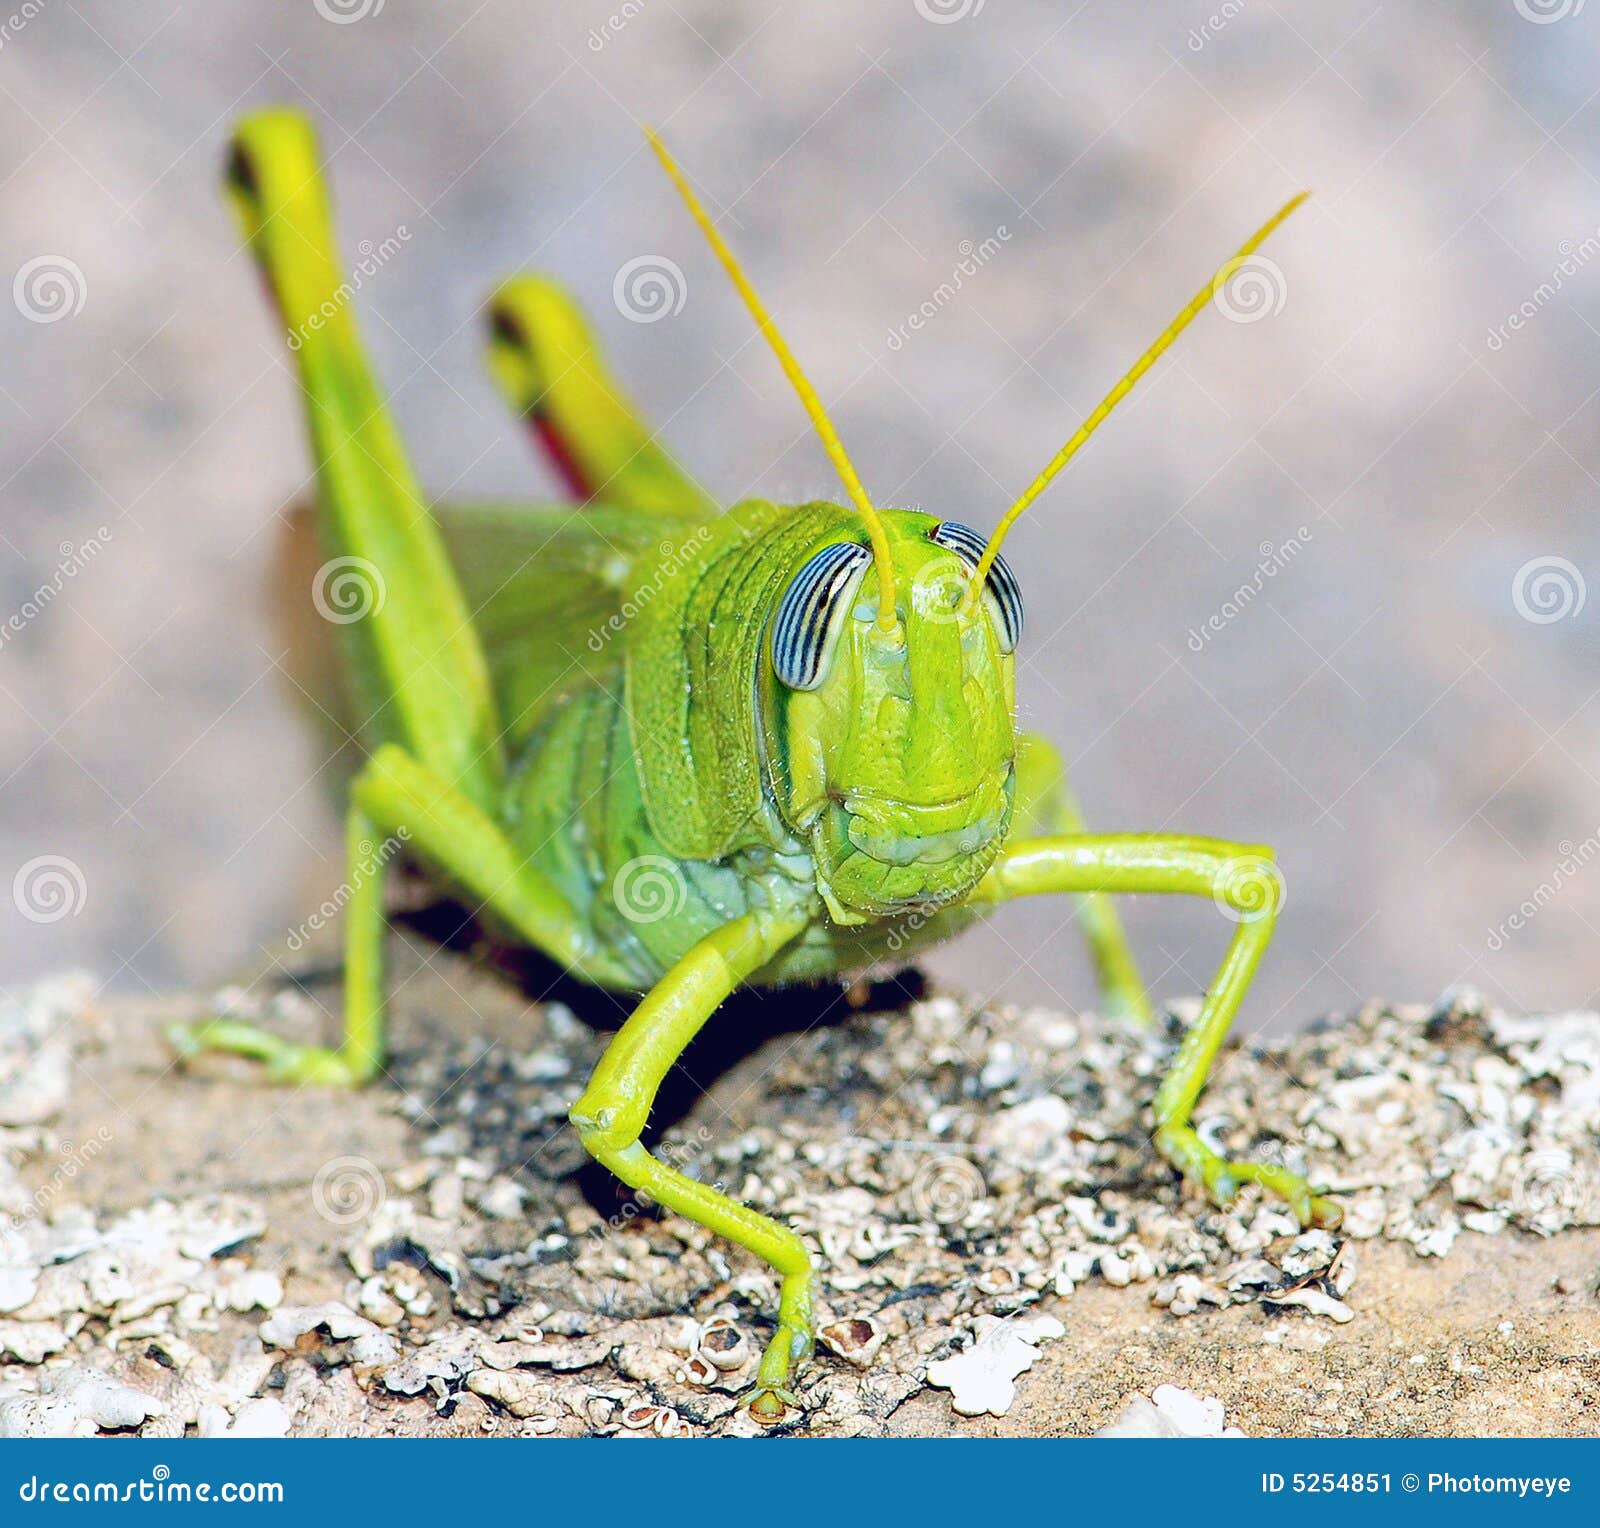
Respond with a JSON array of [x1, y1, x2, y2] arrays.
[[965, 191, 1310, 612], [645, 128, 900, 631]]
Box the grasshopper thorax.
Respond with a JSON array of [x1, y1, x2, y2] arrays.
[[762, 508, 1018, 923]]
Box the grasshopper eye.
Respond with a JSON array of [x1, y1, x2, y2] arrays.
[[931, 521, 1023, 652], [771, 541, 872, 690]]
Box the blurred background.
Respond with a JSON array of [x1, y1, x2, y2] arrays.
[[4, 0, 1600, 1038]]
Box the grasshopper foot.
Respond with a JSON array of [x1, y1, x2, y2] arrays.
[[1156, 1123, 1341, 1230], [744, 1382, 801, 1425], [167, 1019, 369, 1087], [742, 1279, 814, 1425]]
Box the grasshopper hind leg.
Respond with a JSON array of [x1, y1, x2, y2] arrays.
[[484, 275, 713, 519]]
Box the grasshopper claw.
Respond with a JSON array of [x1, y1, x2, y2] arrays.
[[167, 1019, 364, 1087], [1156, 1122, 1340, 1232]]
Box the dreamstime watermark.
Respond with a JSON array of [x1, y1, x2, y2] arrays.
[[1485, 228, 1600, 350], [0, 0, 47, 52], [909, 1154, 988, 1224], [0, 526, 112, 650], [286, 829, 409, 952], [312, 555, 387, 624], [1512, 0, 1586, 23], [12, 254, 85, 323], [611, 855, 687, 925], [1509, 1148, 1595, 1228], [587, 1124, 717, 1239], [883, 884, 968, 954], [1485, 827, 1600, 951], [286, 226, 410, 350], [884, 227, 1011, 352], [1186, 0, 1246, 50], [1212, 253, 1287, 323], [1185, 526, 1312, 652], [585, 525, 714, 652], [914, 0, 985, 21], [312, 1154, 386, 1224], [613, 254, 686, 323], [313, 0, 384, 23], [586, 0, 647, 49], [1213, 855, 1285, 923], [1512, 555, 1585, 624], [0, 1127, 114, 1254], [12, 854, 86, 924]]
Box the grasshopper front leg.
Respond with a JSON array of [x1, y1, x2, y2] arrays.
[[974, 833, 1340, 1229], [569, 908, 812, 1422]]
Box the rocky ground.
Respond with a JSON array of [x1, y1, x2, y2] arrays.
[[1, 918, 1598, 1439]]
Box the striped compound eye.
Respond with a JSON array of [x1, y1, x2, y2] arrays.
[[771, 541, 872, 690], [931, 521, 1023, 652]]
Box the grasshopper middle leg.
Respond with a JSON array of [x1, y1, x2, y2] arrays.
[[173, 744, 594, 1085]]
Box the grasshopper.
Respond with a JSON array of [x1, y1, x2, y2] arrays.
[[176, 106, 1336, 1421]]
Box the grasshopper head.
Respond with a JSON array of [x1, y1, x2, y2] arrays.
[[765, 510, 1020, 922], [645, 129, 1306, 924]]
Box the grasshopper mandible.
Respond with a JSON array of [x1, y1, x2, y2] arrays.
[[175, 107, 1336, 1421]]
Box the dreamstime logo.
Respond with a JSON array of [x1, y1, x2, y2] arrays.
[[1485, 228, 1600, 350], [312, 556, 387, 624], [312, 1155, 386, 1224], [612, 255, 686, 323], [0, 527, 113, 651], [909, 1155, 987, 1224], [1213, 855, 1284, 924], [0, 1127, 113, 1253], [914, 0, 985, 21], [910, 561, 969, 627], [286, 829, 409, 952], [611, 855, 687, 924], [884, 226, 1010, 352], [313, 0, 384, 22], [1186, 0, 1246, 50], [1512, 556, 1585, 624], [585, 525, 714, 652], [1509, 1150, 1593, 1228], [586, 0, 647, 49], [588, 1125, 716, 1240], [1512, 0, 1585, 22], [12, 255, 86, 323], [1186, 526, 1312, 652], [12, 855, 86, 924], [1211, 254, 1287, 324], [286, 226, 410, 350], [0, 0, 47, 52], [884, 886, 965, 954], [1485, 827, 1600, 951]]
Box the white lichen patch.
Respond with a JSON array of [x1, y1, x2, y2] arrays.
[[1097, 1384, 1246, 1438], [0, 974, 89, 1129], [925, 1314, 1066, 1416], [0, 1366, 163, 1438]]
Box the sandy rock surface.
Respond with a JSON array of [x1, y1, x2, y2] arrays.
[[1, 931, 1597, 1438]]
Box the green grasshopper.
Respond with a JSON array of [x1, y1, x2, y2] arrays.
[[175, 106, 1336, 1421]]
